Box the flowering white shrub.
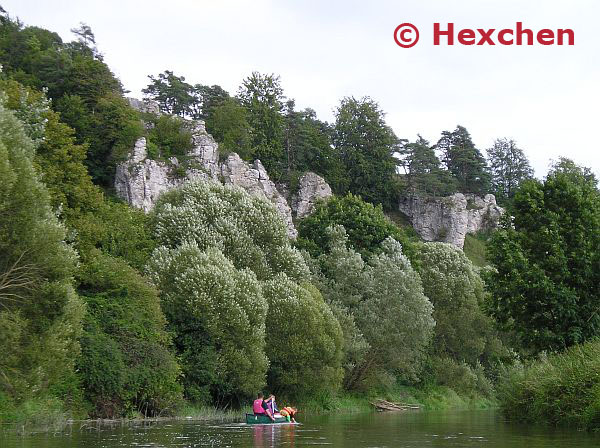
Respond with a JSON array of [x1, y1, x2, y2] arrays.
[[147, 243, 268, 402], [149, 180, 348, 399], [151, 180, 309, 281]]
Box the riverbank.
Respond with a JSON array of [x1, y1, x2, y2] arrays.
[[497, 339, 600, 431], [1, 385, 495, 434]]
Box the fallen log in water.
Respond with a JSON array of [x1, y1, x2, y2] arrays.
[[371, 399, 422, 412]]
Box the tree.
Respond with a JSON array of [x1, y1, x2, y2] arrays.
[[332, 97, 400, 207], [263, 275, 343, 398], [400, 135, 457, 197], [237, 72, 285, 177], [195, 83, 230, 120], [77, 251, 182, 417], [436, 125, 490, 195], [487, 138, 533, 202], [143, 70, 199, 117], [414, 242, 504, 366], [147, 244, 267, 405], [0, 101, 84, 406], [486, 159, 600, 353], [297, 193, 410, 259], [282, 101, 345, 191], [149, 180, 343, 399], [314, 227, 434, 389], [206, 97, 253, 160]]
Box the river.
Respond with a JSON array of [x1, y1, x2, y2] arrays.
[[2, 409, 599, 447]]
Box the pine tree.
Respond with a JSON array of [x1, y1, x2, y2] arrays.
[[436, 125, 490, 195], [400, 135, 457, 196]]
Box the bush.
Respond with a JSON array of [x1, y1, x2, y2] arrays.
[[297, 193, 410, 259], [77, 252, 182, 417], [263, 275, 343, 398], [147, 114, 193, 159], [497, 340, 600, 430], [147, 244, 268, 405]]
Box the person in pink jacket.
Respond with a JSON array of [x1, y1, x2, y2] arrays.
[[252, 392, 275, 421]]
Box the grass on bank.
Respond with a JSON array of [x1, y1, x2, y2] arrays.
[[497, 339, 600, 431], [1, 385, 496, 434], [463, 233, 489, 267]]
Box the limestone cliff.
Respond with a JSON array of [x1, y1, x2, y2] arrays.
[[398, 193, 504, 248], [115, 102, 331, 238], [114, 120, 219, 213]]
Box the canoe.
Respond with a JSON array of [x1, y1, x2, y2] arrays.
[[245, 413, 290, 424]]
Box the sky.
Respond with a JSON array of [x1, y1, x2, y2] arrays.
[[3, 0, 599, 178]]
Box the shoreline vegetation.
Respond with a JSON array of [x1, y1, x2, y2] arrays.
[[1, 386, 496, 434]]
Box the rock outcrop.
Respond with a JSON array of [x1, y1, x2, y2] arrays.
[[114, 135, 216, 212], [291, 172, 332, 219], [116, 101, 336, 238], [221, 153, 297, 238], [398, 193, 503, 248]]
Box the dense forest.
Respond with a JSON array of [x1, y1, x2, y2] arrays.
[[1, 8, 599, 429]]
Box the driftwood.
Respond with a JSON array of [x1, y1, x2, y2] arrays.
[[371, 399, 422, 412]]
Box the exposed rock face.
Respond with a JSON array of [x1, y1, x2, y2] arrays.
[[116, 103, 336, 239], [127, 97, 160, 115], [291, 172, 332, 219], [221, 154, 297, 238], [398, 193, 504, 248], [114, 135, 216, 212]]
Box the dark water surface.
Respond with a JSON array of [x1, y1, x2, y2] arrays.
[[2, 409, 600, 447]]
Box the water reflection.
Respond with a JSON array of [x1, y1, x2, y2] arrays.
[[2, 410, 600, 447], [252, 424, 296, 447]]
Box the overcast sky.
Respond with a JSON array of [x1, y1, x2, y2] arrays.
[[4, 0, 599, 178]]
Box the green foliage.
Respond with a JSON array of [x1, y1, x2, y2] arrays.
[[77, 251, 182, 417], [313, 226, 435, 390], [297, 193, 410, 259], [205, 97, 253, 160], [487, 138, 533, 203], [332, 97, 400, 207], [149, 180, 345, 402], [147, 244, 268, 405], [237, 72, 285, 177], [400, 135, 458, 197], [146, 114, 194, 159], [281, 101, 345, 191], [143, 70, 200, 117], [0, 101, 84, 409], [436, 126, 490, 195], [263, 276, 344, 398], [0, 15, 143, 186], [414, 242, 505, 370], [151, 180, 308, 281], [497, 340, 600, 430], [486, 159, 600, 353]]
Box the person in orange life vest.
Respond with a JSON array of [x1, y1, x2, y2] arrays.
[[252, 392, 275, 421], [280, 406, 297, 423]]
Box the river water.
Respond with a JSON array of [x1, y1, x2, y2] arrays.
[[2, 409, 600, 447]]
